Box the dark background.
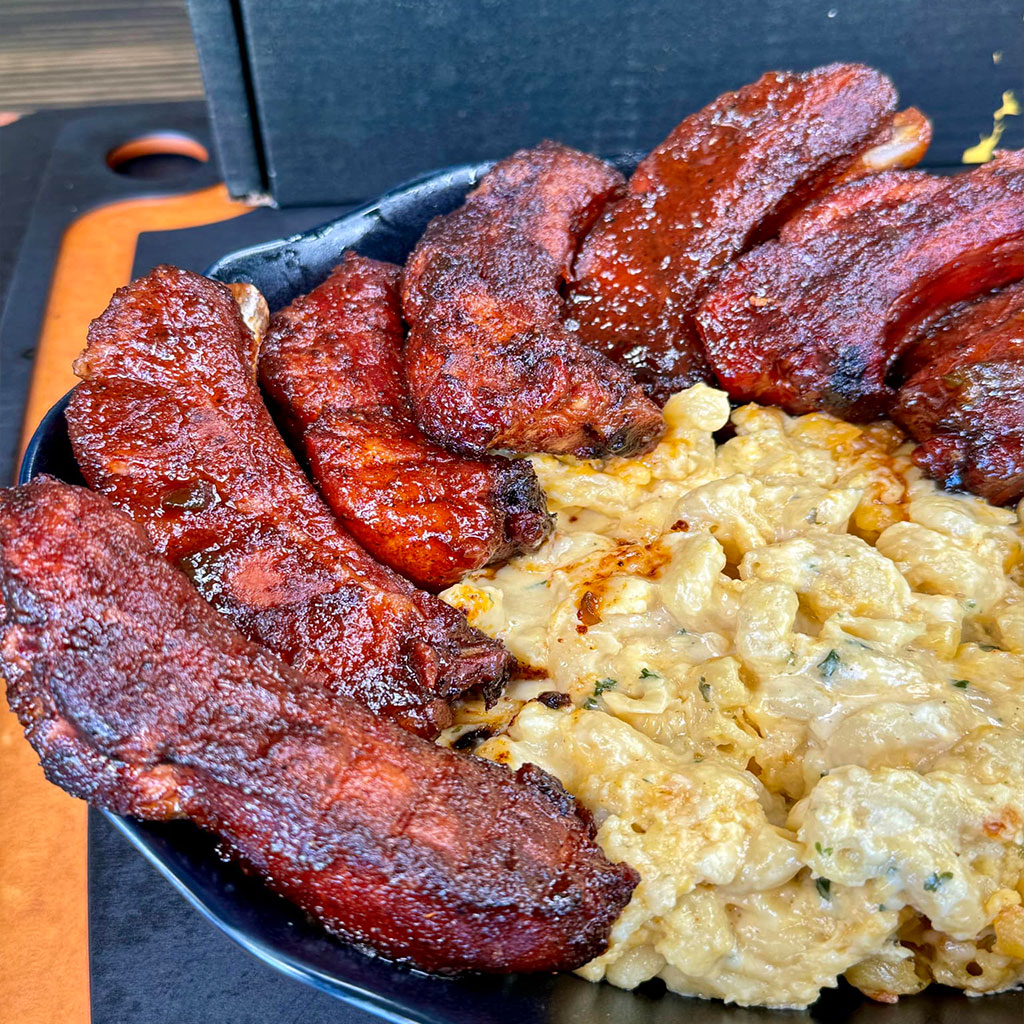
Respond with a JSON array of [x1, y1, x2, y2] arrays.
[[192, 0, 1024, 204]]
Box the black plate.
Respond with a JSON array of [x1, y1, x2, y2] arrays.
[[20, 161, 1022, 1024]]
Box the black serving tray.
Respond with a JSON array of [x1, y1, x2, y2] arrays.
[[20, 160, 1022, 1024]]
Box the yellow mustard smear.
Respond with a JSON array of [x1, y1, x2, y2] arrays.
[[962, 90, 1021, 163]]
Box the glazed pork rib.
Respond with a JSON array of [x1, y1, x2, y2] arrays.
[[0, 477, 637, 973], [66, 265, 510, 738], [402, 141, 665, 459], [892, 281, 1024, 505], [260, 253, 551, 591], [569, 64, 931, 403], [697, 151, 1024, 422]]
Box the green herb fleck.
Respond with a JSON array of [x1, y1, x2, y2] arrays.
[[815, 842, 833, 857], [639, 667, 659, 679], [698, 677, 711, 702], [952, 679, 970, 689], [878, 905, 886, 912], [677, 627, 689, 635], [817, 650, 841, 679], [583, 697, 599, 710], [807, 507, 820, 524], [594, 677, 617, 696], [816, 878, 832, 900], [923, 871, 953, 892]]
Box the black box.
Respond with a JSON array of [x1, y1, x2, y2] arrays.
[[188, 0, 1024, 206]]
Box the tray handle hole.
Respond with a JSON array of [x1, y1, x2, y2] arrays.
[[106, 133, 209, 180]]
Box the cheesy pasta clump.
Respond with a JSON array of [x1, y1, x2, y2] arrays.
[[441, 385, 1024, 1010]]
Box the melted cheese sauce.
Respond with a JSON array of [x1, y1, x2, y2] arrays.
[[440, 386, 1024, 1009]]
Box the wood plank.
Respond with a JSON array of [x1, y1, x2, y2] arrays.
[[0, 0, 203, 112]]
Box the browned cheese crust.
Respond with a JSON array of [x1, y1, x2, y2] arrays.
[[697, 151, 1024, 422], [893, 281, 1024, 505], [569, 64, 929, 403], [402, 141, 665, 459], [260, 253, 552, 591], [65, 265, 510, 737], [0, 477, 638, 974]]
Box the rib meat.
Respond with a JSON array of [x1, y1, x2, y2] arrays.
[[260, 253, 551, 591], [402, 141, 665, 459], [697, 151, 1024, 421], [569, 64, 929, 403], [66, 265, 510, 738], [0, 476, 637, 973], [892, 281, 1024, 505]]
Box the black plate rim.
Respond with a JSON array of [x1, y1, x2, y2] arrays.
[[102, 813, 428, 1024], [204, 160, 491, 281]]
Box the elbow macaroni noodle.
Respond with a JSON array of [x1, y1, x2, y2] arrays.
[[441, 385, 1024, 1009]]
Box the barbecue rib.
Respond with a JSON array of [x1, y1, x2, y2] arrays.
[[260, 253, 551, 591], [697, 151, 1024, 421], [66, 265, 510, 738], [569, 64, 931, 403], [0, 476, 637, 973], [892, 282, 1024, 505], [402, 141, 665, 459]]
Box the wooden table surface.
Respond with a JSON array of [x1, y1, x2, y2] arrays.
[[0, 0, 204, 112]]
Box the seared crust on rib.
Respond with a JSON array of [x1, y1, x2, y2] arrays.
[[0, 477, 638, 973], [697, 152, 1024, 421], [66, 265, 510, 737], [570, 64, 919, 403], [260, 253, 551, 591], [892, 282, 1024, 505], [402, 141, 665, 459]]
